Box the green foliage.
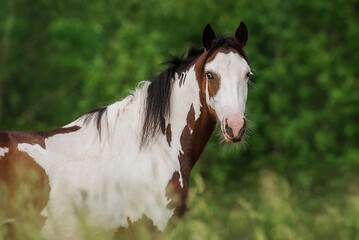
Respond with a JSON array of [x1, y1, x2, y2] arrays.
[[2, 170, 359, 239], [0, 0, 358, 238]]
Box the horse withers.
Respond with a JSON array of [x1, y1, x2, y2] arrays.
[[0, 22, 251, 239]]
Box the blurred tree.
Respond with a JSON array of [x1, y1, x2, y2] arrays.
[[0, 0, 358, 209]]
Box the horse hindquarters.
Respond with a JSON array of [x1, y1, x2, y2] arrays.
[[0, 131, 49, 238]]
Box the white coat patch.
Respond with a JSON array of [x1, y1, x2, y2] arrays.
[[0, 147, 9, 158]]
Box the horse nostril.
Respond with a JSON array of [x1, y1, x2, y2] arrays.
[[238, 118, 247, 138], [224, 118, 234, 138]]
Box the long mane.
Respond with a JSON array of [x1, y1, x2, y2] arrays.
[[141, 47, 204, 145]]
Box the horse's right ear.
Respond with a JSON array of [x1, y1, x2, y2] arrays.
[[202, 24, 216, 51], [234, 21, 248, 48]]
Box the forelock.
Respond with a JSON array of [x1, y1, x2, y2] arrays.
[[200, 36, 248, 73]]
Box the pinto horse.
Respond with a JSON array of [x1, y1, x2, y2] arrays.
[[0, 22, 251, 239]]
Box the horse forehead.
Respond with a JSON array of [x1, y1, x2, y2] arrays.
[[205, 51, 247, 74]]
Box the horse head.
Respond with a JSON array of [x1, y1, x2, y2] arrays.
[[196, 22, 251, 142]]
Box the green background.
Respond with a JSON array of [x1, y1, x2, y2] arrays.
[[1, 0, 359, 239]]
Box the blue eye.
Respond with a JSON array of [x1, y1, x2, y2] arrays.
[[206, 72, 214, 79]]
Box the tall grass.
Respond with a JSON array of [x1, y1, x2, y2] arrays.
[[1, 169, 358, 240]]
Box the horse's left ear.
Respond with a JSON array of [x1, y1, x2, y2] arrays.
[[234, 21, 248, 48]]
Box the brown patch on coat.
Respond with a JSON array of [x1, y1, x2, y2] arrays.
[[165, 171, 187, 218], [114, 215, 163, 240], [0, 126, 81, 225], [159, 118, 172, 147], [0, 126, 81, 150], [0, 149, 50, 234], [179, 104, 216, 172], [166, 102, 216, 220], [208, 72, 220, 99], [160, 117, 166, 135], [0, 150, 49, 211], [166, 124, 172, 147]]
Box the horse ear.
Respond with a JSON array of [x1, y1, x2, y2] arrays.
[[202, 24, 216, 51], [234, 21, 248, 48]]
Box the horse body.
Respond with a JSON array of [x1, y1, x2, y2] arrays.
[[0, 23, 250, 239], [1, 67, 207, 238]]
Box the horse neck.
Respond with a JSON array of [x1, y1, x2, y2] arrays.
[[167, 65, 216, 174]]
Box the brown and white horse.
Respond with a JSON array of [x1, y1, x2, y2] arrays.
[[0, 22, 251, 239]]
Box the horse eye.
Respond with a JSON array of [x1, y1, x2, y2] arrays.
[[206, 72, 214, 80], [246, 71, 252, 79]]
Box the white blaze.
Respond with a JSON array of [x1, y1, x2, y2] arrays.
[[205, 52, 250, 121]]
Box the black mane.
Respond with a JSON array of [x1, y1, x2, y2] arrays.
[[141, 36, 248, 145], [82, 106, 108, 138]]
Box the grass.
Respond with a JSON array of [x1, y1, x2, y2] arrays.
[[1, 169, 359, 240]]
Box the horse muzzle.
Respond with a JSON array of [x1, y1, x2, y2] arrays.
[[221, 116, 246, 142]]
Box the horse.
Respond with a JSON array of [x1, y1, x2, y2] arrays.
[[0, 22, 251, 239]]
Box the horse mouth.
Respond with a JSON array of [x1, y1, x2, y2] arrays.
[[223, 132, 244, 143]]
